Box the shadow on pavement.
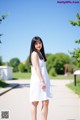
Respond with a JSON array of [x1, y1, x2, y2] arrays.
[[15, 83, 30, 88], [0, 83, 30, 96]]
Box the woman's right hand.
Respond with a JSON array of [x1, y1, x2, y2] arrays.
[[40, 81, 46, 90]]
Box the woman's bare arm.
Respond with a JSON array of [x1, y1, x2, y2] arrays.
[[31, 52, 43, 81], [31, 52, 46, 89]]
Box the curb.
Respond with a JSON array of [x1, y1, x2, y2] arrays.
[[0, 84, 19, 96]]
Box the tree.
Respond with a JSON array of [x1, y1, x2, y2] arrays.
[[0, 56, 2, 65], [69, 13, 80, 68], [46, 54, 56, 73], [9, 58, 20, 72], [46, 53, 71, 74], [70, 13, 80, 26], [18, 63, 25, 72], [25, 57, 31, 72], [53, 53, 71, 74]]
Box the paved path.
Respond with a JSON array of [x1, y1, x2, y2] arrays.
[[0, 79, 80, 120]]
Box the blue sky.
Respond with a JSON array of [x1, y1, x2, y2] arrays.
[[0, 0, 80, 62]]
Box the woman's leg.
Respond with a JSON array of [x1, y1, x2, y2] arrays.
[[41, 100, 49, 120], [31, 101, 39, 120]]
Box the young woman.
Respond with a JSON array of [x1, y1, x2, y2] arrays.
[[29, 36, 52, 120]]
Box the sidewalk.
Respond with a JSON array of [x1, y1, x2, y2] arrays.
[[0, 81, 19, 96], [49, 80, 80, 120], [0, 79, 80, 120], [0, 79, 29, 96]]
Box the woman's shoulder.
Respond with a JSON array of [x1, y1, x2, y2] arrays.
[[31, 51, 38, 57], [31, 51, 39, 64]]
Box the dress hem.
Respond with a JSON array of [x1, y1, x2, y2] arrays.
[[30, 97, 53, 103]]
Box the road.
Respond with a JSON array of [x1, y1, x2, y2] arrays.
[[0, 80, 80, 120]]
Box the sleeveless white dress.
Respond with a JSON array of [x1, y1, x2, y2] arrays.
[[30, 51, 53, 102]]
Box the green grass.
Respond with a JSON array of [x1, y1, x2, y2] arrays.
[[0, 80, 9, 88], [12, 72, 31, 80], [67, 80, 80, 96], [12, 72, 74, 80], [49, 74, 74, 80]]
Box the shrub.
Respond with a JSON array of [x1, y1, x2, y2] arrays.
[[54, 53, 71, 74], [46, 53, 71, 74], [25, 57, 31, 72], [9, 58, 20, 72], [46, 54, 55, 73], [18, 63, 25, 72], [49, 68, 57, 77]]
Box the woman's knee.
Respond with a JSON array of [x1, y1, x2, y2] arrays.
[[42, 100, 49, 106], [32, 101, 39, 107]]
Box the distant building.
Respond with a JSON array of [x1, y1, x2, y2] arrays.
[[0, 66, 13, 80]]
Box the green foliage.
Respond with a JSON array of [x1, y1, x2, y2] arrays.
[[54, 56, 64, 74], [0, 56, 2, 65], [75, 39, 80, 44], [70, 13, 80, 26], [69, 13, 80, 68], [46, 53, 71, 74], [0, 56, 7, 66], [0, 13, 8, 23], [77, 20, 80, 26], [70, 20, 77, 26], [54, 53, 71, 74], [69, 47, 80, 67], [67, 80, 80, 96], [46, 53, 52, 59], [25, 57, 31, 72], [49, 68, 57, 77], [18, 63, 25, 72], [0, 80, 9, 88], [9, 58, 20, 72], [76, 13, 80, 19], [46, 54, 55, 72]]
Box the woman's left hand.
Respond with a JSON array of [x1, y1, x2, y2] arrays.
[[40, 81, 46, 90]]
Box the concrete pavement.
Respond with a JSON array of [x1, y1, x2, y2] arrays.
[[49, 80, 80, 120], [0, 82, 19, 96], [0, 79, 80, 120]]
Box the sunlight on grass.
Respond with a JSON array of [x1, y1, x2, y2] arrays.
[[67, 80, 80, 96], [12, 72, 74, 80], [12, 72, 31, 80], [49, 74, 74, 80]]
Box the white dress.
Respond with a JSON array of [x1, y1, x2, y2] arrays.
[[30, 51, 52, 102]]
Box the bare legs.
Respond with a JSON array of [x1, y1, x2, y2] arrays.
[[41, 100, 49, 120], [31, 101, 39, 120], [31, 100, 49, 120]]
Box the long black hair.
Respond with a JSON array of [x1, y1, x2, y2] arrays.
[[29, 36, 47, 65]]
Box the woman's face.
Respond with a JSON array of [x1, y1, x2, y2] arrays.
[[34, 40, 42, 51]]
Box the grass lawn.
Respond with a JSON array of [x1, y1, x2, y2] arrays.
[[12, 72, 74, 80], [67, 79, 80, 96], [12, 72, 31, 80], [0, 80, 9, 88], [49, 74, 74, 80]]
